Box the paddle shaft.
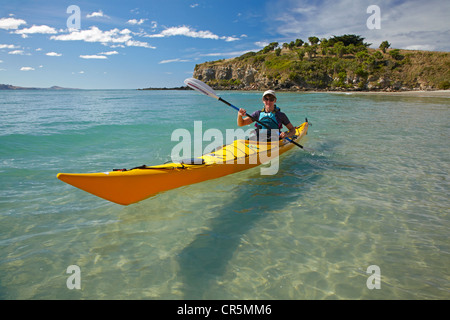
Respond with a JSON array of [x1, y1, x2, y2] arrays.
[[218, 97, 304, 149]]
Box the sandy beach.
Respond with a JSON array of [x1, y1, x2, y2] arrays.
[[329, 90, 450, 98]]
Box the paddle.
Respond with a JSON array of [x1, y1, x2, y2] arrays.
[[184, 78, 304, 149]]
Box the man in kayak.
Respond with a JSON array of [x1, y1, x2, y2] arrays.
[[237, 90, 296, 141]]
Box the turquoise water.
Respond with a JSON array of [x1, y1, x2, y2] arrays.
[[0, 89, 449, 299]]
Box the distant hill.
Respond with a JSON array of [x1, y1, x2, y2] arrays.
[[138, 86, 191, 90], [0, 84, 78, 90], [193, 34, 450, 91]]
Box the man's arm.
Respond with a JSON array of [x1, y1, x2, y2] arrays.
[[237, 108, 254, 127]]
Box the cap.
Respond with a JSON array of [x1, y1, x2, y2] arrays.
[[262, 90, 276, 98]]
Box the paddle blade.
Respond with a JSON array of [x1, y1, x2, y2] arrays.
[[184, 78, 219, 100]]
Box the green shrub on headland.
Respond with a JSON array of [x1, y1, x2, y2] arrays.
[[193, 34, 450, 91]]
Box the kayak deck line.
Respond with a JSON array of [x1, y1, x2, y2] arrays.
[[112, 137, 295, 172], [57, 121, 308, 205]]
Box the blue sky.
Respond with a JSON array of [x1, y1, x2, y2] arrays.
[[1, 0, 449, 89]]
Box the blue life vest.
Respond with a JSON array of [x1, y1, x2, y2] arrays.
[[254, 106, 281, 141], [256, 106, 282, 131]]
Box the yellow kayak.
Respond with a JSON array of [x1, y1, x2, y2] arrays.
[[57, 121, 308, 205]]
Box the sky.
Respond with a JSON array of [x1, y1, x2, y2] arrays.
[[1, 0, 449, 89]]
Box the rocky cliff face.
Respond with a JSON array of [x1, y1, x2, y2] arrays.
[[194, 64, 259, 89]]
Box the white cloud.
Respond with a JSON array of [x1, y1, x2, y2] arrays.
[[110, 44, 125, 48], [0, 44, 19, 49], [145, 25, 240, 42], [80, 55, 107, 59], [46, 52, 62, 57], [127, 19, 147, 25], [254, 41, 269, 48], [86, 11, 108, 19], [146, 26, 218, 39], [200, 49, 259, 58], [0, 17, 26, 30], [404, 44, 436, 51], [159, 58, 190, 64], [14, 25, 58, 36], [222, 36, 240, 42], [125, 40, 156, 49], [20, 67, 34, 71], [270, 0, 450, 51], [8, 50, 24, 55], [51, 26, 155, 48], [190, 4, 199, 8], [98, 51, 119, 55], [51, 27, 130, 43]]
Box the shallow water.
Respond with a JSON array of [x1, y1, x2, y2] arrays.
[[0, 89, 449, 299]]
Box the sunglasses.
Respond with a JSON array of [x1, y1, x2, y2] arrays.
[[264, 95, 276, 102]]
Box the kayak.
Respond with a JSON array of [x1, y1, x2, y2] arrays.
[[57, 121, 308, 205], [57, 122, 308, 205]]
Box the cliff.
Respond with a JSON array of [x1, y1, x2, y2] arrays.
[[193, 36, 450, 92]]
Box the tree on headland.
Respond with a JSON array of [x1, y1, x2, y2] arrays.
[[379, 41, 391, 53], [308, 36, 320, 45], [262, 42, 279, 53], [295, 39, 304, 47], [328, 34, 370, 47], [332, 41, 346, 58]]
